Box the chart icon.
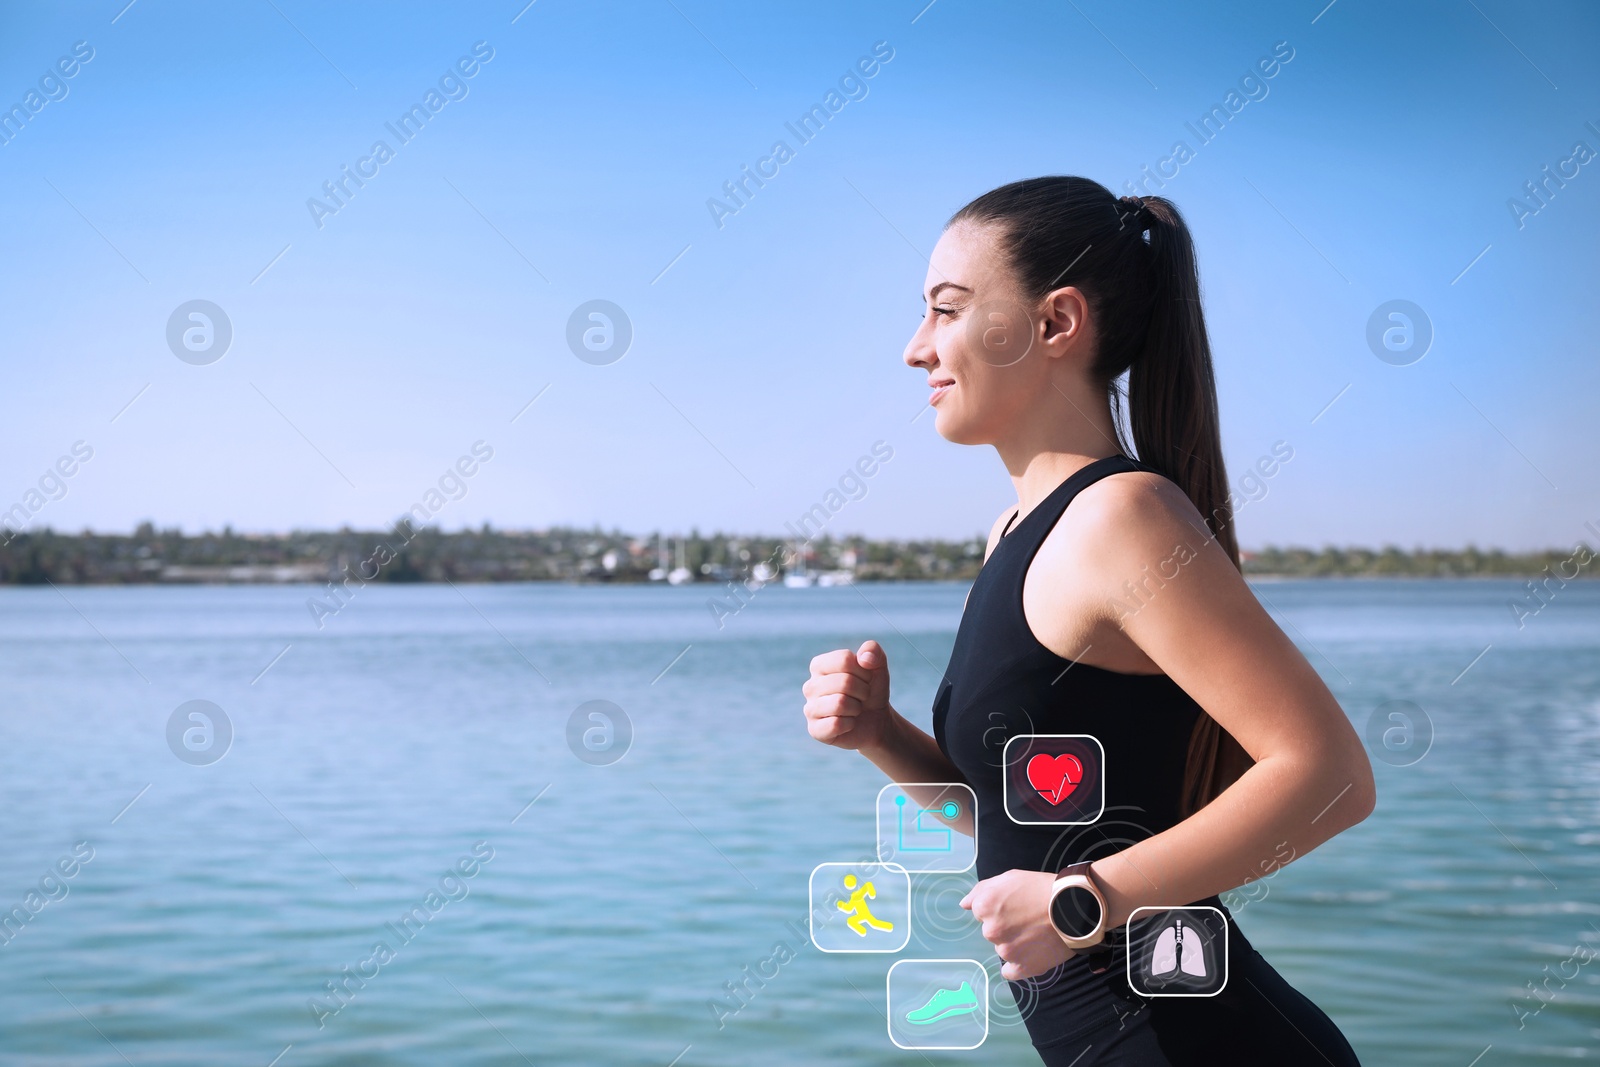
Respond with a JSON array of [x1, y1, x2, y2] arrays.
[[875, 783, 976, 873]]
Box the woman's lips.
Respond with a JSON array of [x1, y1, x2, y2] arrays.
[[930, 382, 954, 406]]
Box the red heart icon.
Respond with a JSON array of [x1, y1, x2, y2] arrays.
[[1026, 753, 1083, 805]]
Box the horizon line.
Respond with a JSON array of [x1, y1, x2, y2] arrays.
[[0, 522, 1588, 558]]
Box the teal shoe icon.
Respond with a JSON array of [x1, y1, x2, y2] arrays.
[[905, 981, 979, 1025]]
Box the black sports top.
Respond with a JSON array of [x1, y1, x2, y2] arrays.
[[929, 455, 1369, 1064], [933, 453, 1205, 879]]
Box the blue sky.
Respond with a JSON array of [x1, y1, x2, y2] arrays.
[[1, 0, 1596, 550]]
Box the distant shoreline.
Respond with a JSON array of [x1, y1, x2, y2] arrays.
[[0, 574, 1582, 591], [0, 524, 1590, 586]]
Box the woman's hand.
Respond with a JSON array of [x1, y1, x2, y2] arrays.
[[803, 640, 893, 753], [962, 869, 1073, 981]]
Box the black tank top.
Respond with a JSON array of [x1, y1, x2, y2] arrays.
[[933, 454, 1205, 879], [933, 457, 1351, 1058]]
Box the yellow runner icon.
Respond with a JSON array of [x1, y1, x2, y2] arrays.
[[837, 873, 895, 936]]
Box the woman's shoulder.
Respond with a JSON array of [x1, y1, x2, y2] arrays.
[[1076, 465, 1197, 526], [1042, 466, 1213, 577]]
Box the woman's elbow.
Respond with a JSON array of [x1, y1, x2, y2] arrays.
[[1349, 773, 1377, 826], [1336, 746, 1378, 827], [1296, 741, 1376, 832]]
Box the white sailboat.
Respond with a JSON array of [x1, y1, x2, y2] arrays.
[[667, 535, 692, 585], [783, 544, 817, 588], [648, 533, 669, 582]]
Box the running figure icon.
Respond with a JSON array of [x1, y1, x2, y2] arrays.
[[838, 873, 896, 936]]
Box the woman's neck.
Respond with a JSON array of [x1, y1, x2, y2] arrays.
[[1003, 451, 1122, 525], [995, 390, 1125, 521]]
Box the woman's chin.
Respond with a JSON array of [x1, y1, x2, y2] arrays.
[[932, 410, 987, 446]]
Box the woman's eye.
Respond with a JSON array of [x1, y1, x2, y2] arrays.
[[933, 306, 956, 317]]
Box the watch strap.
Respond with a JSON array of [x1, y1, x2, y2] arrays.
[[1085, 919, 1127, 974]]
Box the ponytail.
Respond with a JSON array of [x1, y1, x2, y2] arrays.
[[949, 177, 1255, 818], [1126, 196, 1256, 818]]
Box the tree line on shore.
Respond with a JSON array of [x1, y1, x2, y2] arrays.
[[0, 523, 1587, 585]]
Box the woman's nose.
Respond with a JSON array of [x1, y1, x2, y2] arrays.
[[903, 319, 935, 369]]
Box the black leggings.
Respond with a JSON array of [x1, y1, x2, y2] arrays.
[[1019, 917, 1362, 1067]]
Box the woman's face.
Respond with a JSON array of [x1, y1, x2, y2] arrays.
[[903, 221, 1052, 446]]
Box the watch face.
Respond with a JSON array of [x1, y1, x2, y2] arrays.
[[1051, 884, 1102, 941]]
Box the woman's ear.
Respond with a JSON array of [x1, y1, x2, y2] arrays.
[[1040, 286, 1089, 346]]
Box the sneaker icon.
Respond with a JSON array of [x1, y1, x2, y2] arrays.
[[905, 980, 979, 1025], [888, 960, 989, 1050]]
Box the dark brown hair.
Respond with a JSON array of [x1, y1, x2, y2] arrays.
[[949, 175, 1254, 818]]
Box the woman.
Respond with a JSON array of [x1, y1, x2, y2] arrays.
[[800, 176, 1374, 1065]]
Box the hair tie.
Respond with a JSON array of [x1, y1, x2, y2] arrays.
[[1116, 194, 1153, 231]]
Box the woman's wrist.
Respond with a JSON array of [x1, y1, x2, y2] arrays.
[[856, 703, 905, 763], [1088, 855, 1138, 934]]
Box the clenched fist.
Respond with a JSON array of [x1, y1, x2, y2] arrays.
[[802, 640, 893, 753], [962, 869, 1074, 981]]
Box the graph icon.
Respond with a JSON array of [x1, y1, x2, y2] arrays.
[[876, 783, 976, 873]]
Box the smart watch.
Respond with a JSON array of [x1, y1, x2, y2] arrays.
[[1048, 861, 1108, 951]]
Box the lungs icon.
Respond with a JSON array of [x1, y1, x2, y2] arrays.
[[1148, 917, 1212, 983]]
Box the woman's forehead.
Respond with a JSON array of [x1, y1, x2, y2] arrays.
[[927, 222, 1007, 294]]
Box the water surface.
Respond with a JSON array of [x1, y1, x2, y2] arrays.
[[0, 579, 1595, 1064]]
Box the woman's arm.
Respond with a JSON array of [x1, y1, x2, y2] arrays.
[[856, 701, 966, 785], [966, 474, 1377, 981], [803, 505, 1019, 836], [1081, 475, 1376, 925], [804, 641, 974, 834]]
